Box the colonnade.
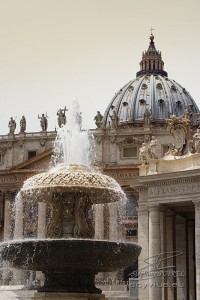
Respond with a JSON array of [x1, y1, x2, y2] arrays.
[[138, 200, 199, 300]]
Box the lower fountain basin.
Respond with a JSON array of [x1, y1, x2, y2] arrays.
[[1, 239, 141, 272], [1, 239, 141, 293]]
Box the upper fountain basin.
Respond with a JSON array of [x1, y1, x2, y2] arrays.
[[21, 164, 125, 204]]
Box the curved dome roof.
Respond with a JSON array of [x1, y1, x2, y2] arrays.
[[103, 35, 199, 127]]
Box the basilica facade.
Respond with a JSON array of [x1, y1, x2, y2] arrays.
[[0, 34, 200, 300]]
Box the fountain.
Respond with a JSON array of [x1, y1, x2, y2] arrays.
[[0, 102, 141, 300]]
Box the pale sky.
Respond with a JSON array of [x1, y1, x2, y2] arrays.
[[0, 0, 200, 134]]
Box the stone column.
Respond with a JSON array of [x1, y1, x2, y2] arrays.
[[14, 193, 24, 239], [2, 192, 14, 284], [108, 202, 118, 241], [149, 205, 161, 300], [94, 204, 104, 240], [137, 202, 149, 300], [175, 215, 187, 300], [194, 202, 200, 300], [188, 221, 195, 300], [37, 202, 47, 238], [35, 202, 47, 284], [12, 193, 27, 284], [3, 192, 13, 241], [166, 210, 175, 300], [160, 207, 167, 300], [12, 192, 25, 284]]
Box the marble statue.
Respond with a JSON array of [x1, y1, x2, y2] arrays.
[[38, 114, 48, 131], [164, 144, 178, 157], [193, 128, 200, 153], [183, 107, 191, 120], [109, 109, 118, 129], [20, 116, 26, 133], [139, 143, 148, 165], [143, 108, 152, 125], [57, 107, 67, 128], [94, 111, 103, 128], [8, 117, 16, 134], [148, 136, 158, 159]]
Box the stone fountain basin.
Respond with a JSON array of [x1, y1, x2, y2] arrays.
[[1, 239, 141, 272], [20, 164, 125, 204]]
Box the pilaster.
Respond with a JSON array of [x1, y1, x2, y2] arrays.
[[137, 202, 149, 300]]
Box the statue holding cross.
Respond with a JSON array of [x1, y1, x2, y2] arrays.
[[57, 107, 68, 128]]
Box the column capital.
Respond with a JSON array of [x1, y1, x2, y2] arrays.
[[148, 204, 160, 212], [137, 205, 149, 215]]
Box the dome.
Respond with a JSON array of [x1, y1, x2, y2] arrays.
[[103, 35, 200, 127]]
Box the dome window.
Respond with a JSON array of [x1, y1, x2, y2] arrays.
[[171, 85, 177, 92], [141, 84, 148, 90], [128, 86, 134, 91], [158, 99, 164, 105], [156, 83, 163, 90], [182, 88, 187, 94], [122, 101, 128, 106], [139, 99, 146, 105], [176, 100, 182, 107]]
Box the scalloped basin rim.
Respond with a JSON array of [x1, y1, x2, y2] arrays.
[[1, 239, 142, 272], [20, 186, 120, 204]]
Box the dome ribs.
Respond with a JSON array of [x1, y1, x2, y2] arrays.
[[102, 35, 200, 128]]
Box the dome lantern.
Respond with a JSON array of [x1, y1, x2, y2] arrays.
[[136, 35, 168, 77]]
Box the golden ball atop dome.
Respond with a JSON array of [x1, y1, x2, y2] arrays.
[[150, 34, 154, 41]]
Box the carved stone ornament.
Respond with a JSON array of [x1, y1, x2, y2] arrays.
[[7, 142, 13, 149], [47, 194, 94, 239], [40, 139, 46, 147], [167, 115, 191, 156], [109, 136, 116, 144], [94, 136, 102, 145]]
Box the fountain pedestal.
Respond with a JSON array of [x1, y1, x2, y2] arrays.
[[31, 292, 105, 300], [38, 270, 101, 294]]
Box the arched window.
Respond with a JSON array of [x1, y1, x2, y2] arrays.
[[141, 83, 148, 90], [171, 85, 177, 92], [156, 83, 163, 90]]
